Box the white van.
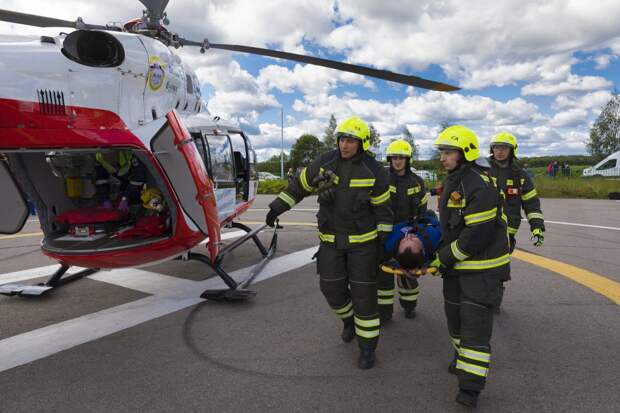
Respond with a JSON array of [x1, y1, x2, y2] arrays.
[[582, 151, 620, 177]]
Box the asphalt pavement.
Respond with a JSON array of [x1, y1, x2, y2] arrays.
[[0, 195, 618, 412]]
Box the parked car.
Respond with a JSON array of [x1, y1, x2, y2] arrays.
[[582, 151, 620, 177], [259, 171, 280, 180]]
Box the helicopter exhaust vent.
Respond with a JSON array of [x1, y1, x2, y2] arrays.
[[37, 90, 66, 116]]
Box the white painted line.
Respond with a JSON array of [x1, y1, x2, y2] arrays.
[[0, 246, 318, 372], [523, 219, 620, 231]]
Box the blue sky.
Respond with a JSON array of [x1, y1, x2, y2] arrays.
[[2, 0, 620, 160]]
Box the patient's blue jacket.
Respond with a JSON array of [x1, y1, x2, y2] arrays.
[[384, 213, 442, 263]]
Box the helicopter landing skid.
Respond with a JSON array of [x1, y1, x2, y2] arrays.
[[0, 265, 100, 297], [182, 222, 278, 301]]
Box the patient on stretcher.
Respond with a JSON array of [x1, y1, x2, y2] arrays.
[[382, 211, 442, 277]]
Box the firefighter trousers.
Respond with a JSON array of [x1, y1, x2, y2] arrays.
[[377, 268, 419, 316], [443, 273, 503, 392], [317, 241, 380, 350]]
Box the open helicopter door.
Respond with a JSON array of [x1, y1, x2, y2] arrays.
[[0, 161, 29, 234], [152, 111, 220, 260]]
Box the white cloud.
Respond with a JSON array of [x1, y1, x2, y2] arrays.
[[549, 108, 589, 128], [553, 90, 613, 111], [521, 74, 613, 96], [257, 63, 374, 96]]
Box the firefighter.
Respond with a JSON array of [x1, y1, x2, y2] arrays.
[[377, 139, 428, 321], [430, 125, 510, 408], [265, 116, 393, 370], [488, 132, 545, 312], [94, 150, 147, 210]]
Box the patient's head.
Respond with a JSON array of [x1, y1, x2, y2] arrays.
[[394, 234, 425, 270]]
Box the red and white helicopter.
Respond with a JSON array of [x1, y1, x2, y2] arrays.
[[0, 0, 458, 300]]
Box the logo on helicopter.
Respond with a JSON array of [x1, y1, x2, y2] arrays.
[[147, 56, 166, 91]]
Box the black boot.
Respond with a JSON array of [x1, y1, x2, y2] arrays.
[[379, 306, 392, 323], [341, 318, 355, 343], [493, 306, 501, 315], [358, 348, 376, 370], [404, 307, 416, 319], [456, 389, 479, 408]]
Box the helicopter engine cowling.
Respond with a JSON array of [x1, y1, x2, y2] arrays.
[[61, 30, 125, 68]]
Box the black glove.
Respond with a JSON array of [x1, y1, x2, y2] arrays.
[[266, 208, 279, 227]]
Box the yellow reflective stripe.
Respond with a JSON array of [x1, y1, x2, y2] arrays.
[[399, 288, 419, 302], [520, 178, 525, 185], [350, 178, 375, 187], [370, 189, 390, 205], [377, 223, 393, 233], [456, 360, 488, 377], [389, 185, 397, 193], [420, 193, 429, 205], [479, 174, 490, 182], [407, 186, 421, 195], [333, 302, 353, 319], [278, 192, 296, 208], [377, 289, 395, 297], [349, 230, 378, 243], [318, 232, 335, 243], [508, 226, 519, 235], [506, 179, 513, 186], [522, 189, 537, 201], [334, 302, 352, 314], [527, 212, 544, 220], [337, 308, 353, 319], [464, 208, 497, 226], [459, 348, 491, 363], [355, 327, 380, 338], [447, 199, 466, 208], [450, 336, 461, 350], [451, 240, 470, 261], [299, 168, 313, 192], [454, 254, 510, 270], [354, 316, 380, 328], [378, 298, 394, 305], [501, 213, 508, 223]]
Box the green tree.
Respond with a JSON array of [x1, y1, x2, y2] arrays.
[[587, 92, 620, 157], [368, 124, 381, 152], [323, 114, 338, 149], [402, 126, 420, 159], [289, 134, 323, 169], [258, 153, 289, 175]]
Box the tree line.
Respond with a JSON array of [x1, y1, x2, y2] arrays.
[[259, 92, 620, 174]]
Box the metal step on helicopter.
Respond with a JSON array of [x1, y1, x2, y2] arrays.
[[0, 0, 459, 300]]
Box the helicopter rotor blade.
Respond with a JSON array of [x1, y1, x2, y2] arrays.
[[178, 38, 459, 91], [0, 8, 108, 30]]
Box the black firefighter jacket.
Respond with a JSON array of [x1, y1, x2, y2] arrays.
[[269, 150, 393, 249], [389, 169, 428, 223], [437, 163, 511, 280], [488, 158, 545, 237]]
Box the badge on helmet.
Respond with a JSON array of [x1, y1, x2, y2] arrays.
[[335, 116, 370, 151], [433, 125, 480, 162]]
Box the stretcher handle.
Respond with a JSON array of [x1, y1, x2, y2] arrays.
[[379, 264, 437, 277]]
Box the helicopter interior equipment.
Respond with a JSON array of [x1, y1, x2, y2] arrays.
[[0, 0, 458, 301]]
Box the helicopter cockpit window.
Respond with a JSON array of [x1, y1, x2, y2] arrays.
[[229, 133, 248, 179], [186, 74, 194, 95], [206, 134, 234, 182]]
